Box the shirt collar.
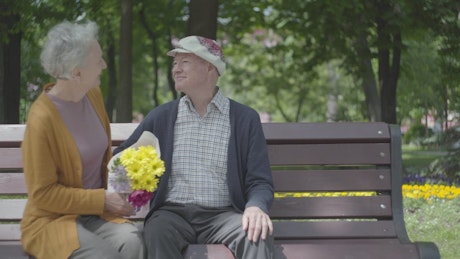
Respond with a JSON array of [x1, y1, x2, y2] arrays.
[[210, 88, 228, 114], [183, 87, 228, 115]]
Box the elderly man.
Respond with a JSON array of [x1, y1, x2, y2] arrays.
[[114, 35, 274, 259]]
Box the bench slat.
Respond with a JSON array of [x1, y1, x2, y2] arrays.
[[0, 196, 393, 221], [0, 125, 25, 147], [0, 199, 26, 221], [273, 243, 420, 259], [270, 196, 392, 219], [183, 244, 234, 258], [0, 199, 148, 222], [0, 173, 27, 194], [272, 169, 391, 192], [0, 240, 422, 259], [0, 123, 138, 146], [110, 123, 138, 145], [0, 224, 21, 240], [0, 123, 139, 143], [0, 169, 392, 196], [268, 143, 391, 165], [273, 220, 397, 239], [0, 148, 22, 169], [0, 221, 403, 245], [263, 122, 390, 144]]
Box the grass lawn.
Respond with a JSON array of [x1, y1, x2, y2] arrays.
[[402, 145, 446, 174], [404, 197, 460, 259], [402, 145, 459, 259]]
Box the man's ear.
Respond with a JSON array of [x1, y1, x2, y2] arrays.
[[208, 63, 216, 73], [71, 67, 81, 79]]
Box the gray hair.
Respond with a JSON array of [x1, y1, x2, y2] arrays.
[[40, 21, 99, 79]]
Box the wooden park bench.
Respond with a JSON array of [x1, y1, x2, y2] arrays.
[[0, 122, 440, 259]]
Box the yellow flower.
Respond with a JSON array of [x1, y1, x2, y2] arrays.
[[402, 184, 460, 201], [119, 145, 165, 192], [274, 184, 460, 201]]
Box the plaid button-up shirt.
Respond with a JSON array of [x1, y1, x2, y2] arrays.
[[166, 89, 231, 208]]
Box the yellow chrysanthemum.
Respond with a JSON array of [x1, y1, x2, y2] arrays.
[[119, 145, 165, 192], [402, 184, 460, 201]]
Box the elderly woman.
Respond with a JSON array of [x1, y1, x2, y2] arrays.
[[20, 21, 144, 259]]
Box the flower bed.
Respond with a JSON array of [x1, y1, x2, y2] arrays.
[[275, 184, 460, 200], [402, 184, 460, 200]]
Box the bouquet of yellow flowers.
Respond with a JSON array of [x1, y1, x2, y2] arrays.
[[108, 131, 165, 211]]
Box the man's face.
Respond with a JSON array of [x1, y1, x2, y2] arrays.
[[172, 53, 210, 94]]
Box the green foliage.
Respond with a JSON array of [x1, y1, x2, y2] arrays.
[[402, 146, 446, 177], [397, 36, 443, 125], [403, 124, 433, 144], [429, 127, 460, 183], [3, 0, 460, 123], [220, 30, 332, 122]]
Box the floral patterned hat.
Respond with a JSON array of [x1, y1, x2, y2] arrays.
[[167, 35, 226, 76]]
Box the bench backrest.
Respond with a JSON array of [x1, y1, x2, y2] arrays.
[[0, 122, 410, 244], [0, 123, 139, 241], [264, 122, 409, 243]]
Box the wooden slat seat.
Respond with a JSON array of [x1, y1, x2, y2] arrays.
[[0, 122, 440, 258]]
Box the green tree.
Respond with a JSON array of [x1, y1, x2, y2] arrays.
[[398, 36, 441, 128], [2, 0, 460, 126], [137, 0, 187, 109], [81, 0, 120, 121], [1, 0, 86, 123], [261, 0, 407, 123]]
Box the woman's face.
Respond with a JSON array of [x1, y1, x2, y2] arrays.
[[75, 41, 107, 92]]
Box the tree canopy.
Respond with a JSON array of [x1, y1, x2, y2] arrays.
[[1, 0, 459, 127]]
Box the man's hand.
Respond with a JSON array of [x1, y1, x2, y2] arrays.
[[104, 191, 136, 217], [242, 206, 273, 242]]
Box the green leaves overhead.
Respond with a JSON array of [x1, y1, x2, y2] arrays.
[[1, 0, 459, 124]]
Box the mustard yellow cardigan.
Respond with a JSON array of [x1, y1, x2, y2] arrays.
[[21, 84, 126, 259]]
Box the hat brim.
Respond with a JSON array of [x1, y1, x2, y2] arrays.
[[167, 48, 193, 57]]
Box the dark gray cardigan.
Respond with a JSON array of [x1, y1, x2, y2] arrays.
[[114, 98, 274, 221]]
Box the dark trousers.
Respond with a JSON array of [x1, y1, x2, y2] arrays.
[[143, 204, 274, 259]]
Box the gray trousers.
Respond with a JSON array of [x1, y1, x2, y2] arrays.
[[69, 215, 145, 259], [143, 204, 274, 259]]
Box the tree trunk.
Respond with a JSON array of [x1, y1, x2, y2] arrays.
[[354, 34, 381, 122], [116, 0, 133, 122], [0, 33, 4, 123], [188, 0, 218, 39], [379, 32, 401, 124], [377, 3, 401, 125], [442, 84, 448, 131], [166, 0, 177, 100], [166, 31, 177, 100], [326, 62, 339, 122], [105, 32, 117, 121], [0, 10, 21, 124]]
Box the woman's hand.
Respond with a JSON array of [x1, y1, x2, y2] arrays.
[[104, 191, 136, 217]]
